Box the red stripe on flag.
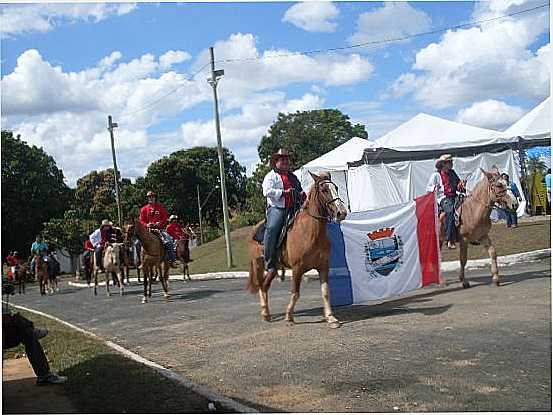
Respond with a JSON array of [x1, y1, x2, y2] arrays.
[[415, 192, 441, 286]]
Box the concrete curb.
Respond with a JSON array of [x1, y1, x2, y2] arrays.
[[6, 304, 258, 414], [69, 248, 550, 288]]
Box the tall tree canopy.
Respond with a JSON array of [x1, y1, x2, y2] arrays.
[[258, 109, 368, 170], [1, 131, 71, 257], [73, 169, 132, 224], [143, 146, 247, 226]]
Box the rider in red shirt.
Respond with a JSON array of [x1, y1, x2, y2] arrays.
[[166, 215, 185, 240], [139, 191, 176, 265]]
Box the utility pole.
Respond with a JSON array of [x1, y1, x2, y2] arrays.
[[208, 46, 233, 268], [197, 184, 204, 245], [108, 115, 122, 227]]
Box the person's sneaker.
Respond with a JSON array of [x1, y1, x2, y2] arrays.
[[37, 372, 67, 385], [33, 328, 48, 339]]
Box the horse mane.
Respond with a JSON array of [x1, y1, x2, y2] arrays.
[[302, 180, 324, 217]]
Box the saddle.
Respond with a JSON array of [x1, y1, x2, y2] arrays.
[[252, 208, 297, 249]]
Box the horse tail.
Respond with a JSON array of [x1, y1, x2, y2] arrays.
[[247, 257, 264, 294]]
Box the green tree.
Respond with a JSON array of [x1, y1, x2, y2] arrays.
[[527, 156, 547, 174], [243, 163, 271, 223], [145, 147, 247, 226], [42, 210, 96, 275], [73, 169, 132, 223], [258, 109, 368, 169], [1, 131, 72, 258]]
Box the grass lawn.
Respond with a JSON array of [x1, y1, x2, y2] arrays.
[[186, 217, 550, 274], [2, 308, 223, 414]]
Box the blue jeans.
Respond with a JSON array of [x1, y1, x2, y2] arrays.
[[263, 206, 287, 272], [440, 197, 457, 243], [158, 230, 176, 262], [506, 210, 518, 227]]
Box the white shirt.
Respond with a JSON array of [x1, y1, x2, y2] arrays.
[[262, 170, 285, 208], [426, 172, 445, 203], [89, 229, 102, 248]]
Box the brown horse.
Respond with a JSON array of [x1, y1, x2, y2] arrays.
[[176, 239, 192, 281], [34, 255, 50, 296], [12, 259, 28, 294], [247, 171, 348, 329], [441, 168, 518, 288], [93, 243, 125, 296], [124, 220, 170, 303]]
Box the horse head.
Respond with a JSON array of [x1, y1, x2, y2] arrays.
[[480, 168, 518, 211], [309, 171, 348, 222], [106, 243, 124, 267]]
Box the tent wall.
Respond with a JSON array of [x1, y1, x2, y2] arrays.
[[298, 168, 350, 210], [347, 150, 525, 216]]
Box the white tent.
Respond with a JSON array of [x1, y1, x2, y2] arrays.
[[347, 114, 526, 216], [374, 113, 505, 151], [295, 137, 372, 207], [504, 97, 551, 140]]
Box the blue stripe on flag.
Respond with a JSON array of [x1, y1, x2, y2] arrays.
[[327, 222, 353, 307]]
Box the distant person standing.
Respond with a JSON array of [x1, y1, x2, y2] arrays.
[[501, 173, 522, 228], [545, 168, 551, 211]]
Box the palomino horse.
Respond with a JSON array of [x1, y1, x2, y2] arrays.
[[442, 168, 518, 288], [247, 171, 348, 328], [124, 221, 170, 303], [93, 243, 125, 296], [176, 239, 192, 281]]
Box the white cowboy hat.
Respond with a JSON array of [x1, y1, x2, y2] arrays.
[[101, 219, 113, 227], [169, 215, 178, 221]]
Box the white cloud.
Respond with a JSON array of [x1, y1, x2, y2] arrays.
[[391, 0, 550, 108], [159, 50, 191, 69], [349, 3, 431, 47], [0, 3, 137, 38], [282, 2, 339, 33], [455, 100, 526, 130], [99, 51, 123, 68]]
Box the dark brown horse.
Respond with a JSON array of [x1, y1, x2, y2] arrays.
[[34, 255, 50, 296], [176, 239, 192, 281], [124, 220, 170, 303], [247, 172, 348, 328], [441, 168, 518, 288]]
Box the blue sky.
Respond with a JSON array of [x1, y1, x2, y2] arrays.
[[1, 1, 550, 185]]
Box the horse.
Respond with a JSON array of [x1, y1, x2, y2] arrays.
[[123, 220, 170, 303], [442, 168, 518, 288], [247, 171, 348, 329], [34, 255, 50, 296], [175, 238, 192, 282], [15, 260, 29, 294], [93, 243, 125, 296], [83, 251, 94, 286]]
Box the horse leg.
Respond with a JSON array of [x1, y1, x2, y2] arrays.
[[161, 262, 170, 300], [319, 268, 341, 329], [482, 236, 499, 286], [117, 271, 124, 296], [93, 268, 98, 296], [459, 237, 470, 289], [285, 268, 303, 325], [105, 270, 111, 296], [142, 266, 149, 303]]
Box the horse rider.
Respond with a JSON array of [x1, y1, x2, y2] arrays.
[[30, 235, 49, 277], [261, 148, 306, 281], [426, 154, 466, 249], [140, 190, 177, 266], [89, 219, 113, 272], [166, 215, 196, 261]]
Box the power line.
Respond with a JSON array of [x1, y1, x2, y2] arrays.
[[117, 62, 211, 120], [112, 2, 548, 119], [215, 3, 549, 64]]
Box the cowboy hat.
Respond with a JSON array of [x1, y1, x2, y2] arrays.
[[270, 148, 290, 166], [101, 219, 113, 227], [169, 215, 178, 221], [146, 190, 156, 197], [438, 154, 453, 162]]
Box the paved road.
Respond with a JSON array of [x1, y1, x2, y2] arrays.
[[10, 260, 551, 412]]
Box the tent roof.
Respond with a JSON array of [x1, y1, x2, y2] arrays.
[[374, 113, 503, 151], [504, 97, 550, 139], [301, 136, 372, 170]]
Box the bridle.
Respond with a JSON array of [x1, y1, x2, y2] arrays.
[[468, 175, 511, 211], [302, 178, 344, 222]]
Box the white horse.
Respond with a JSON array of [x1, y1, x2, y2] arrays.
[[93, 243, 125, 296]]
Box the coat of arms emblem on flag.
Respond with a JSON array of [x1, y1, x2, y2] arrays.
[[364, 227, 403, 278]]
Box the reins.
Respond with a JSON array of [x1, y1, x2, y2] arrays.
[[301, 179, 343, 222]]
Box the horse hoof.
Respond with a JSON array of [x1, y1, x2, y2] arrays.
[[164, 294, 170, 300], [462, 281, 471, 289], [142, 297, 147, 304], [261, 314, 271, 322], [493, 278, 500, 287], [286, 320, 295, 326], [329, 321, 341, 329]]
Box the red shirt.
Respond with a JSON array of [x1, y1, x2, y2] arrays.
[[166, 223, 184, 240], [140, 203, 169, 228], [6, 255, 18, 266], [278, 172, 294, 209], [440, 170, 455, 197], [84, 240, 94, 251]]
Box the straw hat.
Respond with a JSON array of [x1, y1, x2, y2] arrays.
[[436, 154, 453, 168], [169, 215, 178, 221], [270, 148, 290, 167], [101, 219, 113, 227]]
